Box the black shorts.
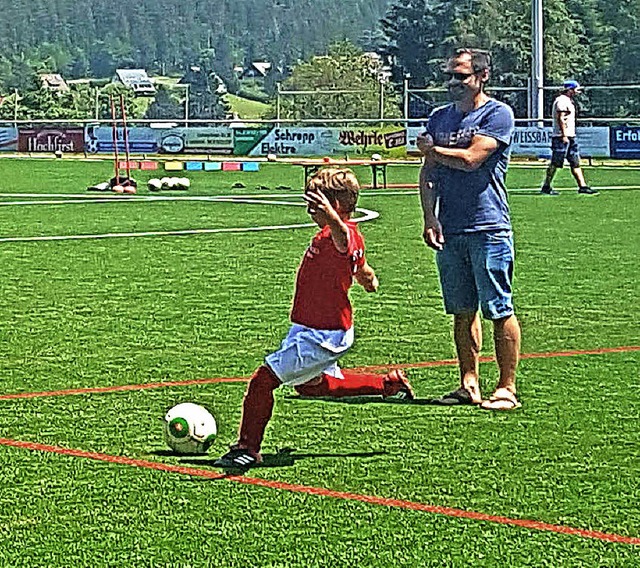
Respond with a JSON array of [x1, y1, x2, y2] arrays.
[[551, 136, 580, 168]]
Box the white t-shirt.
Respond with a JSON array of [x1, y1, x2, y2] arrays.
[[552, 94, 576, 137]]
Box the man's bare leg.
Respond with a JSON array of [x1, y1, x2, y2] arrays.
[[493, 314, 521, 392], [453, 312, 483, 403], [542, 164, 558, 188], [570, 166, 588, 188], [479, 315, 521, 410]]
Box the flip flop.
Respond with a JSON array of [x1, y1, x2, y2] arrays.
[[480, 389, 521, 411], [430, 388, 477, 406]]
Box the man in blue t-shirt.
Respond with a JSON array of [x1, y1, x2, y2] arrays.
[[418, 48, 522, 411]]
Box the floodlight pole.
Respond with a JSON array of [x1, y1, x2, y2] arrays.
[[184, 83, 189, 127], [13, 89, 18, 127], [403, 74, 410, 124], [94, 87, 99, 120], [379, 78, 384, 126], [276, 82, 281, 127], [531, 0, 544, 125]]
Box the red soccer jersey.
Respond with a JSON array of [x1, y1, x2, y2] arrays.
[[291, 221, 366, 330]]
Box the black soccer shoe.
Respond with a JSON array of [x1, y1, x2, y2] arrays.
[[213, 448, 261, 469]]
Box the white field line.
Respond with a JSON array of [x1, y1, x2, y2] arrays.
[[0, 224, 317, 242], [0, 197, 307, 208], [0, 194, 380, 243], [0, 198, 144, 206], [0, 192, 304, 200], [508, 185, 640, 192], [0, 193, 143, 199], [362, 185, 640, 196], [1, 183, 636, 206], [0, 193, 308, 206], [0, 181, 636, 241]]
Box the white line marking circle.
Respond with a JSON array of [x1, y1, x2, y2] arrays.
[[0, 192, 380, 242]]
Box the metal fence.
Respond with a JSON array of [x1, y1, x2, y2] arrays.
[[405, 84, 640, 121]]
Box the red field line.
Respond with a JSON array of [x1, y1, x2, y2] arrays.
[[0, 376, 247, 401], [0, 437, 638, 546], [349, 345, 640, 374], [0, 345, 638, 401]]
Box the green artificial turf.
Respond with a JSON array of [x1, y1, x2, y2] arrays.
[[0, 158, 638, 567]]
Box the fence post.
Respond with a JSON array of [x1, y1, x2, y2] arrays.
[[403, 75, 410, 124], [276, 82, 281, 127], [379, 79, 384, 127], [13, 89, 18, 127], [184, 83, 189, 127], [531, 0, 544, 127]]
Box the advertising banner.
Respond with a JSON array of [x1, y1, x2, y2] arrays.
[[18, 127, 85, 153], [510, 127, 553, 157], [408, 125, 610, 158], [158, 127, 234, 154], [406, 126, 425, 154], [85, 125, 158, 154], [233, 128, 271, 155], [511, 126, 609, 158], [248, 127, 338, 156], [247, 127, 408, 156], [0, 127, 18, 152], [337, 128, 407, 153], [610, 126, 640, 158]]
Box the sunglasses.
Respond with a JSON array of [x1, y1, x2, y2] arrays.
[[443, 71, 476, 81]]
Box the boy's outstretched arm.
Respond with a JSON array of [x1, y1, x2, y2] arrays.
[[355, 261, 379, 293]]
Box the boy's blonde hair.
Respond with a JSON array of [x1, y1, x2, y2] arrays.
[[306, 168, 360, 214]]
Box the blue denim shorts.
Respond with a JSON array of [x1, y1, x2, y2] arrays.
[[436, 231, 515, 320], [551, 136, 580, 168]]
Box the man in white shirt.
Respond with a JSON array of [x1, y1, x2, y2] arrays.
[[540, 80, 598, 195]]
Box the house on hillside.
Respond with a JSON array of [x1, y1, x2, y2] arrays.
[[363, 52, 392, 83], [180, 66, 227, 95], [40, 74, 70, 92], [112, 69, 156, 96], [241, 62, 272, 79]]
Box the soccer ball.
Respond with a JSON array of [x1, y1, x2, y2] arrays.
[[174, 177, 190, 190], [163, 403, 217, 455], [266, 153, 277, 162], [147, 178, 162, 191]]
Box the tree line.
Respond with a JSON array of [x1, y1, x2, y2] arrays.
[[383, 0, 640, 86], [382, 0, 640, 116], [0, 0, 389, 90], [0, 0, 638, 119]]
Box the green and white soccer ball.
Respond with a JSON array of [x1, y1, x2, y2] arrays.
[[163, 402, 217, 455]]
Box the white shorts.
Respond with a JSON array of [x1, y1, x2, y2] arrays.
[[264, 324, 354, 387]]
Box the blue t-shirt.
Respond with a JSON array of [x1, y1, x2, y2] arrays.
[[425, 99, 514, 235]]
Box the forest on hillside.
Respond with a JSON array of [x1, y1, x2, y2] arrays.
[[0, 0, 639, 118], [0, 0, 390, 82]]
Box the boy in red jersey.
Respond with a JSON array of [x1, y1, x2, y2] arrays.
[[214, 168, 413, 469]]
